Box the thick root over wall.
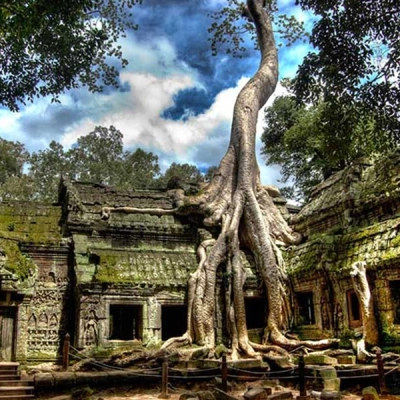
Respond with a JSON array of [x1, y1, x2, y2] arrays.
[[161, 0, 338, 360], [102, 0, 338, 361]]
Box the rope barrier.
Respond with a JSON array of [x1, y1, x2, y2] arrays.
[[69, 352, 161, 377], [336, 366, 377, 373], [65, 337, 400, 391], [384, 365, 399, 377], [70, 345, 163, 373], [169, 367, 220, 373], [230, 366, 295, 375], [226, 374, 301, 380], [339, 373, 379, 380], [168, 374, 221, 380]]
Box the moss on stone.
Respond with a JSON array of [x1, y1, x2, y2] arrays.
[[390, 234, 400, 248], [0, 203, 63, 279], [0, 239, 36, 279]]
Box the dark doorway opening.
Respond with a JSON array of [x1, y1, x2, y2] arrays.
[[390, 280, 400, 324], [245, 297, 266, 329], [297, 292, 315, 325], [109, 304, 142, 340], [347, 289, 362, 328], [0, 306, 16, 361], [161, 305, 187, 340]]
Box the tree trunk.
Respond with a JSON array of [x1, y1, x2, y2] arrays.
[[350, 261, 379, 350], [161, 0, 338, 357]]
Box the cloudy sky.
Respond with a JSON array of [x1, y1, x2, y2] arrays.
[[0, 0, 315, 186]]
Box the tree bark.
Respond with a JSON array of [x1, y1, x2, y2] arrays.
[[350, 261, 379, 348], [161, 0, 338, 357]]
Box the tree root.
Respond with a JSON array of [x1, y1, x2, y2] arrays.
[[101, 206, 177, 219], [110, 0, 340, 361]]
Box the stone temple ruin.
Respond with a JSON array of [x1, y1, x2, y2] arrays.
[[1, 153, 400, 363]]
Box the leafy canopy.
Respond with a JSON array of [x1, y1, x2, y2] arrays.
[[261, 94, 394, 201], [0, 0, 141, 111], [294, 0, 400, 138], [208, 0, 306, 57], [0, 126, 213, 202]]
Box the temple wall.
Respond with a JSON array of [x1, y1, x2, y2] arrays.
[[2, 153, 400, 362], [0, 201, 70, 362], [287, 154, 400, 345]]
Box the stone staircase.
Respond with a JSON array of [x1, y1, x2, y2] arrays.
[[0, 362, 34, 400]]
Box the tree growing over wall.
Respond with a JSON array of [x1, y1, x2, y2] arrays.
[[102, 0, 337, 359]]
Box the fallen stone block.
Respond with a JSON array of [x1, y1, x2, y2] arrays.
[[335, 355, 355, 365], [361, 386, 379, 400], [305, 356, 338, 366], [267, 391, 293, 400], [34, 372, 55, 392], [320, 390, 340, 400], [244, 387, 269, 400], [323, 378, 340, 391], [213, 387, 240, 400]]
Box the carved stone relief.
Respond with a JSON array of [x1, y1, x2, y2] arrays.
[[26, 258, 70, 355]]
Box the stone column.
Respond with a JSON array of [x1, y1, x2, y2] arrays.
[[145, 297, 161, 343]]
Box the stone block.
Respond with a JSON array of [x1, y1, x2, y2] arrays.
[[228, 358, 265, 369], [179, 392, 216, 400], [319, 367, 337, 379], [71, 385, 93, 400], [213, 387, 240, 400], [336, 355, 355, 365], [361, 386, 379, 400], [75, 371, 109, 387], [34, 372, 55, 391], [323, 378, 340, 391], [179, 392, 197, 400], [197, 391, 217, 400], [243, 386, 274, 400], [267, 392, 293, 400], [305, 355, 338, 366], [53, 372, 77, 389], [320, 390, 340, 400], [244, 387, 269, 400], [296, 396, 310, 400]]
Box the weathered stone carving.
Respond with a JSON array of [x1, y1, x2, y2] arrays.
[[84, 309, 99, 347]]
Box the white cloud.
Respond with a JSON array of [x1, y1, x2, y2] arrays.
[[60, 70, 286, 185], [61, 71, 239, 161], [0, 26, 287, 187]]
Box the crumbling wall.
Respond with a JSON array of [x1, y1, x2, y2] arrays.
[[287, 153, 400, 345], [0, 201, 71, 362]]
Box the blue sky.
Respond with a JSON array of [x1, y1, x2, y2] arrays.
[[0, 0, 315, 186]]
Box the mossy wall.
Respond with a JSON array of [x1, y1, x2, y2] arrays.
[[287, 153, 400, 344], [0, 202, 62, 279], [0, 201, 72, 363]]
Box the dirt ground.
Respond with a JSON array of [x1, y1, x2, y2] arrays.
[[81, 382, 366, 400]]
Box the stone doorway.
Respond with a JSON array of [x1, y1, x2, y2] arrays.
[[244, 297, 266, 329], [161, 305, 186, 341], [0, 306, 16, 361], [109, 304, 143, 340], [297, 291, 316, 325]]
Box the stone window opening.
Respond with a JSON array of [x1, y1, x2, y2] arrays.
[[161, 305, 187, 341], [109, 304, 142, 341], [244, 297, 266, 329], [389, 280, 400, 324], [347, 289, 362, 328], [296, 291, 315, 325]]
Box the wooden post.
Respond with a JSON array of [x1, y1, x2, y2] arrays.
[[159, 355, 170, 399], [221, 352, 228, 393], [62, 333, 70, 371], [376, 348, 387, 394], [299, 355, 306, 396]]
